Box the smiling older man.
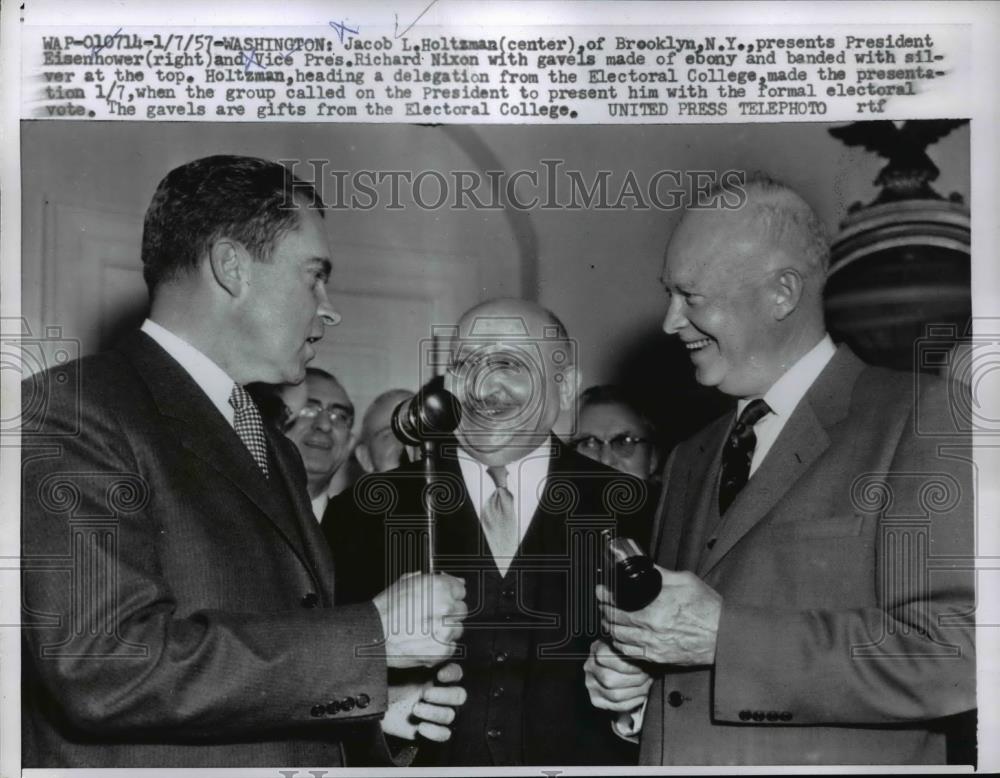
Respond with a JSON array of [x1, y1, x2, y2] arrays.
[[328, 297, 651, 767], [281, 367, 357, 519], [584, 173, 975, 766]]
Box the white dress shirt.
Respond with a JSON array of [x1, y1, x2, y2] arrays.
[[310, 492, 331, 523], [141, 319, 237, 427], [740, 334, 837, 476], [456, 440, 552, 576]]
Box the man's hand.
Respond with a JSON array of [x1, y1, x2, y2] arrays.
[[372, 572, 467, 668], [381, 663, 467, 742], [583, 638, 652, 712], [598, 566, 722, 666]]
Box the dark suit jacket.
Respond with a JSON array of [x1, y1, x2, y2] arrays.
[[641, 346, 976, 765], [21, 331, 392, 768], [324, 438, 653, 766]]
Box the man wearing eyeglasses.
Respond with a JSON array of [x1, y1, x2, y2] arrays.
[[572, 385, 661, 482], [280, 367, 358, 520]]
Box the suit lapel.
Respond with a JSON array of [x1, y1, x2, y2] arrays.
[[519, 438, 563, 557], [678, 428, 728, 570], [430, 442, 485, 565], [696, 402, 828, 576], [266, 425, 335, 598], [696, 345, 866, 577], [653, 413, 729, 572], [517, 439, 585, 625], [118, 332, 314, 568]]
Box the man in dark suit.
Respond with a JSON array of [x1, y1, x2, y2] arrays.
[[21, 155, 468, 768], [585, 174, 975, 765], [326, 298, 650, 766]]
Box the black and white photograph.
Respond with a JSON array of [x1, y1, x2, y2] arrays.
[[4, 1, 999, 775]]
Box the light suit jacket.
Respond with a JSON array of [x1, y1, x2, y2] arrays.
[[640, 345, 975, 765]]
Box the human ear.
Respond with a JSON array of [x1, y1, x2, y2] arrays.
[[207, 238, 248, 298], [557, 365, 581, 412], [773, 268, 804, 321], [355, 443, 374, 473]]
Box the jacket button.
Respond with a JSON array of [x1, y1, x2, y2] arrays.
[[667, 690, 684, 708], [487, 727, 503, 739], [706, 538, 717, 549], [739, 710, 751, 721], [326, 700, 341, 715], [752, 711, 765, 721], [780, 711, 793, 722], [310, 704, 325, 717], [491, 686, 504, 699], [341, 696, 356, 711], [300, 592, 319, 608], [494, 650, 509, 664], [501, 587, 515, 600], [766, 711, 779, 722], [357, 693, 371, 709]]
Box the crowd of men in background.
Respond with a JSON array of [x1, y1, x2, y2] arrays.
[[258, 376, 665, 508]]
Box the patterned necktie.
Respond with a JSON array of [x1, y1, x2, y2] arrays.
[[482, 465, 519, 570], [229, 384, 270, 477], [717, 398, 771, 516]]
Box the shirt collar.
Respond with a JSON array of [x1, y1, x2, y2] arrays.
[[738, 334, 837, 420], [310, 491, 331, 523], [141, 319, 237, 426], [455, 438, 553, 490]]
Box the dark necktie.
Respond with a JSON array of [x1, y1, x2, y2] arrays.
[[482, 465, 519, 570], [717, 398, 771, 516], [229, 384, 270, 477]]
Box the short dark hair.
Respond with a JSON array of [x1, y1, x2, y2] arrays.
[[579, 384, 657, 437], [141, 155, 324, 294], [304, 367, 355, 418]]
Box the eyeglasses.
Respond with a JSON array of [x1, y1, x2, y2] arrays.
[[447, 353, 528, 378], [571, 434, 650, 458], [296, 404, 354, 427]]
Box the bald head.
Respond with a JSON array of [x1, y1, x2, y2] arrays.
[[446, 298, 579, 466], [736, 174, 829, 281], [661, 175, 829, 398], [355, 389, 414, 474], [456, 298, 570, 344]]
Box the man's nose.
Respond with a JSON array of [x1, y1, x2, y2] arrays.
[[662, 295, 687, 335], [316, 284, 341, 331], [312, 411, 333, 432], [598, 445, 616, 467]]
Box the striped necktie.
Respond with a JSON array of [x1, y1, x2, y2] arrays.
[[717, 398, 771, 515]]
